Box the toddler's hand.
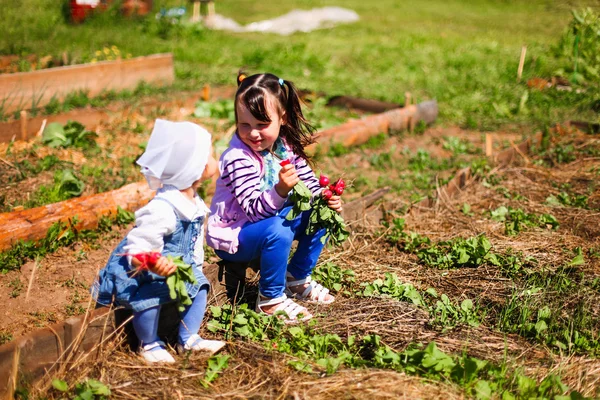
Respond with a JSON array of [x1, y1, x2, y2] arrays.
[[149, 256, 177, 277], [327, 194, 343, 213], [275, 163, 299, 197]]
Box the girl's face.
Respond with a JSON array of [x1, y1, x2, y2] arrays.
[[236, 96, 284, 153]]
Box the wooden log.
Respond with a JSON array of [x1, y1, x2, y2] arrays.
[[326, 95, 400, 113], [0, 54, 174, 114], [0, 181, 153, 251], [308, 100, 438, 155]]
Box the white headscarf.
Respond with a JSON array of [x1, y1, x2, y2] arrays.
[[137, 119, 212, 190]]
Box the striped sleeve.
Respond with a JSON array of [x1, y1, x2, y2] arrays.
[[293, 155, 321, 194], [220, 156, 286, 222]]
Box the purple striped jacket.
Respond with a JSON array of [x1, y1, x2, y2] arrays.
[[206, 133, 320, 254]]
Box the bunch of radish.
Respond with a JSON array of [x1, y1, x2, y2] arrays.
[[126, 252, 198, 312], [306, 174, 349, 246], [284, 160, 349, 246]]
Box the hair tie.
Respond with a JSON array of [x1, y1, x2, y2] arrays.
[[278, 78, 284, 86], [238, 74, 247, 84]]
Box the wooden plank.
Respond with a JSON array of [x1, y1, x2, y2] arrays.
[[0, 54, 174, 114], [0, 181, 153, 251], [0, 85, 238, 144]]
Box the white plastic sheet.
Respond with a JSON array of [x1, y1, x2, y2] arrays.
[[210, 7, 359, 35]]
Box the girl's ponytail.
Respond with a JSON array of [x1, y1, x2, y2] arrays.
[[279, 78, 316, 162]]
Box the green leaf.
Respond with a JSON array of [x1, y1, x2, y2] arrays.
[[460, 299, 474, 312], [52, 379, 69, 392], [42, 123, 68, 147], [473, 380, 492, 400], [568, 253, 585, 266]]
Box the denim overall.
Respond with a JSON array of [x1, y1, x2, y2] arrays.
[[92, 199, 209, 313]]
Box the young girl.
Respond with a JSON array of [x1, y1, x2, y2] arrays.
[[206, 73, 343, 323], [92, 119, 225, 363]]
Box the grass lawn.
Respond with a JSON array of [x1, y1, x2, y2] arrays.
[[1, 0, 599, 127]]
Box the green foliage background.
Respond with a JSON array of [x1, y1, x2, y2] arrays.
[[1, 0, 599, 128]]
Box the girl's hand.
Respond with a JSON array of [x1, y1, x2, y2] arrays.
[[149, 256, 177, 277], [275, 163, 299, 197], [327, 194, 343, 213]]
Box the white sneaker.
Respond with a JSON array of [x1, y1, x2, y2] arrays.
[[180, 334, 226, 355], [139, 341, 175, 363]]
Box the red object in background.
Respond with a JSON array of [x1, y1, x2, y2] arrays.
[[69, 0, 105, 23], [69, 0, 152, 23]]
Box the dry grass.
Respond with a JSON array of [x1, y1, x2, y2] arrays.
[[23, 126, 600, 399]]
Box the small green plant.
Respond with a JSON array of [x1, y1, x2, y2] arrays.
[[201, 355, 231, 388], [428, 290, 481, 328], [22, 169, 85, 209], [360, 133, 387, 149], [312, 262, 355, 294], [555, 8, 600, 85], [490, 206, 559, 235], [327, 142, 351, 157], [52, 378, 110, 399], [460, 203, 474, 216], [0, 330, 13, 345], [193, 99, 235, 123], [546, 192, 589, 209], [416, 235, 495, 269], [42, 120, 98, 150], [361, 273, 481, 328], [8, 277, 23, 298], [361, 272, 426, 307], [368, 151, 393, 170], [442, 136, 479, 155]]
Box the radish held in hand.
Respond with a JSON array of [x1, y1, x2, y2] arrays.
[[124, 252, 198, 312], [133, 252, 161, 270], [286, 172, 349, 246]]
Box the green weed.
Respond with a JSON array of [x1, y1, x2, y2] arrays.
[[52, 378, 110, 399], [201, 355, 231, 388], [21, 169, 85, 209], [546, 192, 590, 209], [207, 304, 584, 398], [8, 277, 23, 298], [490, 206, 559, 235], [361, 272, 481, 328], [312, 262, 355, 295], [0, 330, 13, 345]]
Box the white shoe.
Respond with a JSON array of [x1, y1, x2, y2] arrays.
[[140, 341, 175, 363], [180, 334, 226, 355]]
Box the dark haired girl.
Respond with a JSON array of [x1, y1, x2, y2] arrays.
[[206, 73, 342, 323]]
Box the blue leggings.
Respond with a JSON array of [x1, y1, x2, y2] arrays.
[[132, 285, 209, 346], [215, 206, 326, 299]]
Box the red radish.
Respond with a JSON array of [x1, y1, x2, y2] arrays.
[[336, 178, 346, 189], [322, 189, 333, 200], [124, 251, 162, 270], [319, 174, 330, 187], [334, 186, 344, 196], [279, 159, 291, 167]]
